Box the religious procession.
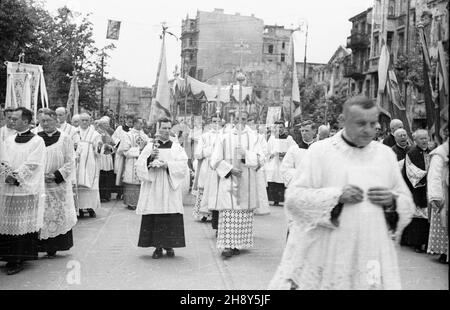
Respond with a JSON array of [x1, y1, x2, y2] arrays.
[[0, 0, 448, 291]]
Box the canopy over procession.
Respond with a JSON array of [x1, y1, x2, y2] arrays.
[[0, 0, 448, 291]]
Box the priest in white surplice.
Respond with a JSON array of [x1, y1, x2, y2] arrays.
[[37, 109, 77, 257], [135, 118, 188, 259], [112, 114, 135, 200], [119, 117, 148, 210], [0, 108, 16, 148], [0, 107, 46, 275], [209, 111, 263, 258], [74, 113, 102, 217], [265, 121, 297, 206], [269, 96, 415, 290], [56, 107, 78, 141], [192, 116, 222, 222]]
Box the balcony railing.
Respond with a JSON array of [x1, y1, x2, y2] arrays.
[[346, 32, 370, 49], [344, 63, 365, 79]]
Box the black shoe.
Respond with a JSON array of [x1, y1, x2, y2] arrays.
[[232, 248, 240, 255], [165, 248, 175, 257], [414, 246, 425, 253], [47, 251, 57, 258], [152, 248, 163, 259], [273, 202, 280, 206], [438, 254, 447, 264], [127, 205, 136, 211], [88, 209, 96, 218], [6, 263, 24, 275], [201, 216, 208, 222], [221, 249, 233, 258], [78, 210, 84, 218]]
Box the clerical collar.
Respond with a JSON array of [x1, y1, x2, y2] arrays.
[[123, 125, 130, 132], [45, 129, 59, 137], [396, 143, 408, 149], [17, 128, 30, 136], [341, 132, 364, 149], [38, 130, 61, 147], [15, 129, 34, 143], [303, 138, 314, 145]]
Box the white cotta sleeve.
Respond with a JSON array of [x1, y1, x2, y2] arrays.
[[387, 150, 415, 242], [166, 143, 188, 190], [427, 153, 445, 204], [284, 144, 343, 232], [194, 134, 205, 160], [135, 143, 154, 183], [111, 127, 121, 146], [121, 135, 140, 158], [280, 146, 297, 186], [210, 137, 233, 178], [57, 135, 75, 181], [13, 138, 46, 194]]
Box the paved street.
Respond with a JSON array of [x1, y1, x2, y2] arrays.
[[0, 195, 447, 290]]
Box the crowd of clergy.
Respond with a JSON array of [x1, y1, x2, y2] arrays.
[[0, 95, 447, 290]]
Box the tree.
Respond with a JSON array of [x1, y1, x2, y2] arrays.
[[0, 1, 115, 114]]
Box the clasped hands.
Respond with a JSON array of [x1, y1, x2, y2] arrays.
[[148, 148, 168, 169], [339, 185, 395, 207], [45, 173, 56, 183]]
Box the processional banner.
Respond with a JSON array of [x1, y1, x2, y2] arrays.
[[5, 62, 49, 119], [266, 106, 282, 126]]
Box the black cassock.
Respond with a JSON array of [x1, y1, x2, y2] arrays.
[[137, 139, 186, 249], [391, 144, 411, 161], [400, 145, 430, 249]]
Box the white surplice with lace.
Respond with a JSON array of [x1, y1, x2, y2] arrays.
[[0, 134, 46, 235], [269, 131, 415, 290], [40, 132, 77, 239]]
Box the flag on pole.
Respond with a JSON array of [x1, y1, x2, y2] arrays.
[[66, 72, 79, 116], [149, 35, 171, 124], [287, 33, 301, 125], [106, 20, 121, 40], [436, 41, 449, 142]]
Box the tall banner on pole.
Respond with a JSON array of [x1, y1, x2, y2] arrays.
[[149, 34, 171, 124], [287, 33, 301, 125], [66, 72, 79, 116]]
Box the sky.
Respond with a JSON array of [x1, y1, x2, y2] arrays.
[[43, 0, 374, 88]]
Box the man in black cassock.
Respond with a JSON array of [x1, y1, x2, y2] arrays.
[[391, 128, 411, 162], [401, 129, 431, 253], [296, 120, 316, 150]]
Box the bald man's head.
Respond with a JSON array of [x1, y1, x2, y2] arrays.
[[79, 113, 91, 129], [413, 129, 429, 150], [390, 119, 403, 133], [394, 128, 408, 148], [318, 125, 330, 140]]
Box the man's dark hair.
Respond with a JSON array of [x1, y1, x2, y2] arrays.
[[125, 113, 136, 120], [300, 120, 315, 130], [40, 108, 57, 119], [274, 120, 285, 127], [3, 108, 14, 115], [343, 95, 377, 115], [14, 107, 33, 124], [157, 117, 172, 127]]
